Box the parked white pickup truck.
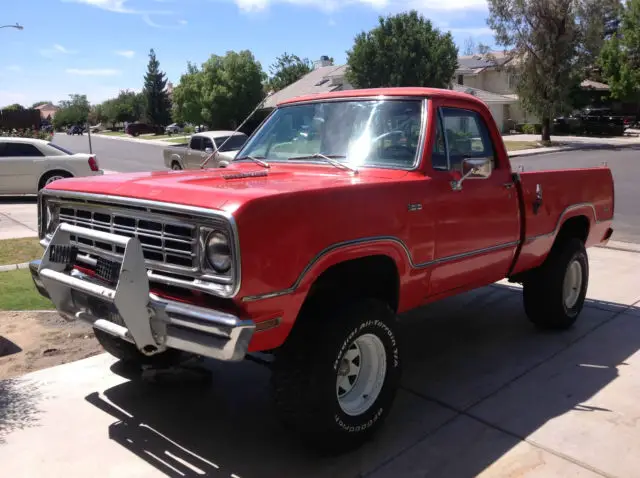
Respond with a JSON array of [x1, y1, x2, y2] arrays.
[[162, 131, 248, 170]]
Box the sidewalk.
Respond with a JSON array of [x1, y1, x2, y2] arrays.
[[93, 133, 187, 146], [1, 246, 639, 477], [507, 132, 640, 157]]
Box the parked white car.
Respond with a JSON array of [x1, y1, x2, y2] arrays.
[[0, 137, 103, 194], [162, 131, 249, 170]]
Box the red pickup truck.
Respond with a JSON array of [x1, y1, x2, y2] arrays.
[[30, 87, 615, 453]]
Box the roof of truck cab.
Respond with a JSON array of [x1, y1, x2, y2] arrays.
[[276, 87, 486, 107]]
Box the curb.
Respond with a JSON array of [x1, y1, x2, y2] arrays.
[[0, 262, 30, 272], [596, 240, 640, 254], [509, 142, 640, 158]]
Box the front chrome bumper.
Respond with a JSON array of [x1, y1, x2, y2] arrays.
[[30, 222, 254, 362]]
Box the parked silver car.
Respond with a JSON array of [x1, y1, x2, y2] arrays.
[[163, 131, 248, 170]]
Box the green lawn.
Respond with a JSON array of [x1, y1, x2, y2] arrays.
[[0, 269, 53, 310], [165, 138, 189, 144], [99, 131, 127, 137], [0, 237, 43, 266], [504, 141, 543, 152]]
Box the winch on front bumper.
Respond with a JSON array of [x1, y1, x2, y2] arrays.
[[30, 222, 255, 362]]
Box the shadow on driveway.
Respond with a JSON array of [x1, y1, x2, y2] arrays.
[[84, 284, 640, 477], [0, 196, 37, 205]]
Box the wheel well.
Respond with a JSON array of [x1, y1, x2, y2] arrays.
[[301, 255, 400, 314], [39, 169, 72, 189], [555, 215, 590, 245]]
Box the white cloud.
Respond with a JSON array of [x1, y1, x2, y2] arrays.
[[63, 0, 180, 27], [6, 65, 22, 72], [115, 49, 136, 58], [66, 68, 122, 76], [62, 0, 132, 13], [40, 44, 77, 58], [231, 0, 487, 12], [178, 19, 187, 25]]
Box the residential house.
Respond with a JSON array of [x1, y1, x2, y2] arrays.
[[262, 56, 352, 111], [261, 55, 524, 133], [454, 51, 535, 131], [35, 102, 60, 120]]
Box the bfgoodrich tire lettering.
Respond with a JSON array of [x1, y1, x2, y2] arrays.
[[270, 299, 402, 454]]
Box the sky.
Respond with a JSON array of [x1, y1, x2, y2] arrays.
[[0, 0, 495, 107]]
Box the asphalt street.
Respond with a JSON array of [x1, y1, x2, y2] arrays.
[[510, 146, 640, 244], [51, 134, 639, 243]]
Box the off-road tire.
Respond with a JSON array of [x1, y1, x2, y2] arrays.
[[523, 237, 589, 330], [93, 328, 186, 368], [270, 298, 402, 455]]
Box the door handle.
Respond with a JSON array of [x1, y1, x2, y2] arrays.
[[503, 182, 514, 189]]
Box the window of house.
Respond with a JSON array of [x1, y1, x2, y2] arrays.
[[457, 75, 464, 85]]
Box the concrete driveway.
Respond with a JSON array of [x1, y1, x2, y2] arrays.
[[1, 246, 639, 477]]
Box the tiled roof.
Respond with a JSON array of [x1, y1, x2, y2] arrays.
[[451, 84, 516, 103], [263, 64, 350, 109], [456, 51, 513, 74]]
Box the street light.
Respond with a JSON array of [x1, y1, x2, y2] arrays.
[[0, 23, 24, 30]]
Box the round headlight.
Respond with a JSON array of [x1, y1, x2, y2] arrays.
[[205, 231, 231, 273]]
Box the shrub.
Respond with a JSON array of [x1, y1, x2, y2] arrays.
[[521, 123, 542, 134], [0, 128, 52, 140], [183, 125, 195, 134]]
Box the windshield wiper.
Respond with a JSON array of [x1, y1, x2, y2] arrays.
[[234, 155, 270, 168], [287, 153, 358, 174]]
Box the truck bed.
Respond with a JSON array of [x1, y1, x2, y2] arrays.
[[510, 166, 615, 276]]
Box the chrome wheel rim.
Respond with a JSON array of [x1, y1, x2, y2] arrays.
[[336, 333, 387, 416], [45, 175, 65, 185], [563, 260, 583, 309], [172, 163, 182, 170]]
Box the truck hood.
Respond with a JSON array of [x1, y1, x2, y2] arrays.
[[44, 162, 407, 213]]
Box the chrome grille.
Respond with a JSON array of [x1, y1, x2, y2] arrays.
[[58, 204, 197, 269]]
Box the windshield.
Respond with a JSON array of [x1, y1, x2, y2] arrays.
[[236, 99, 424, 169], [217, 134, 248, 152]]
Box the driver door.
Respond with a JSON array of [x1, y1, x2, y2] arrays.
[[427, 104, 520, 296]]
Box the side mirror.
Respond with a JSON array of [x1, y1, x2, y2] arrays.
[[451, 157, 493, 191], [205, 147, 214, 155], [218, 160, 230, 168], [462, 157, 492, 178]]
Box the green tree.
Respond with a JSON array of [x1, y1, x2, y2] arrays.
[[487, 0, 582, 141], [172, 62, 206, 126], [143, 49, 172, 127], [3, 103, 25, 111], [346, 10, 458, 89], [599, 0, 640, 101], [172, 51, 266, 129], [575, 0, 622, 81], [31, 101, 51, 108], [52, 94, 90, 129], [267, 52, 313, 92]]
